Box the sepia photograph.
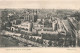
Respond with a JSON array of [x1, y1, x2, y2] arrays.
[[0, 8, 80, 47], [0, 0, 80, 53]]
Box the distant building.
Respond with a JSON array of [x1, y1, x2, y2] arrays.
[[11, 19, 21, 25], [57, 18, 66, 35], [38, 28, 58, 34], [52, 20, 57, 31], [8, 13, 14, 17], [68, 17, 78, 30], [44, 20, 52, 28], [32, 19, 59, 34], [62, 20, 71, 32], [11, 22, 33, 33], [37, 19, 41, 22], [11, 20, 16, 26], [33, 10, 38, 22], [23, 9, 38, 22], [32, 22, 44, 33]]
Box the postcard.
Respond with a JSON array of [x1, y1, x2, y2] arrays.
[[0, 0, 80, 53]]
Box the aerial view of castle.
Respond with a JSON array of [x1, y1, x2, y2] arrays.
[[0, 9, 80, 47]]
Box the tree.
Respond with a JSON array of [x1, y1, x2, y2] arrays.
[[48, 40, 52, 46], [36, 38, 40, 43], [40, 39, 43, 44], [71, 11, 80, 21], [33, 37, 36, 42]]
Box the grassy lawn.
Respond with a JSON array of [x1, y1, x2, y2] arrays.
[[0, 35, 19, 47]]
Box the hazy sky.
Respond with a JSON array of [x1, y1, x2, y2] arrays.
[[0, 0, 80, 10]]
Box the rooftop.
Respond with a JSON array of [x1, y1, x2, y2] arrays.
[[13, 21, 31, 29], [62, 20, 71, 31]]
